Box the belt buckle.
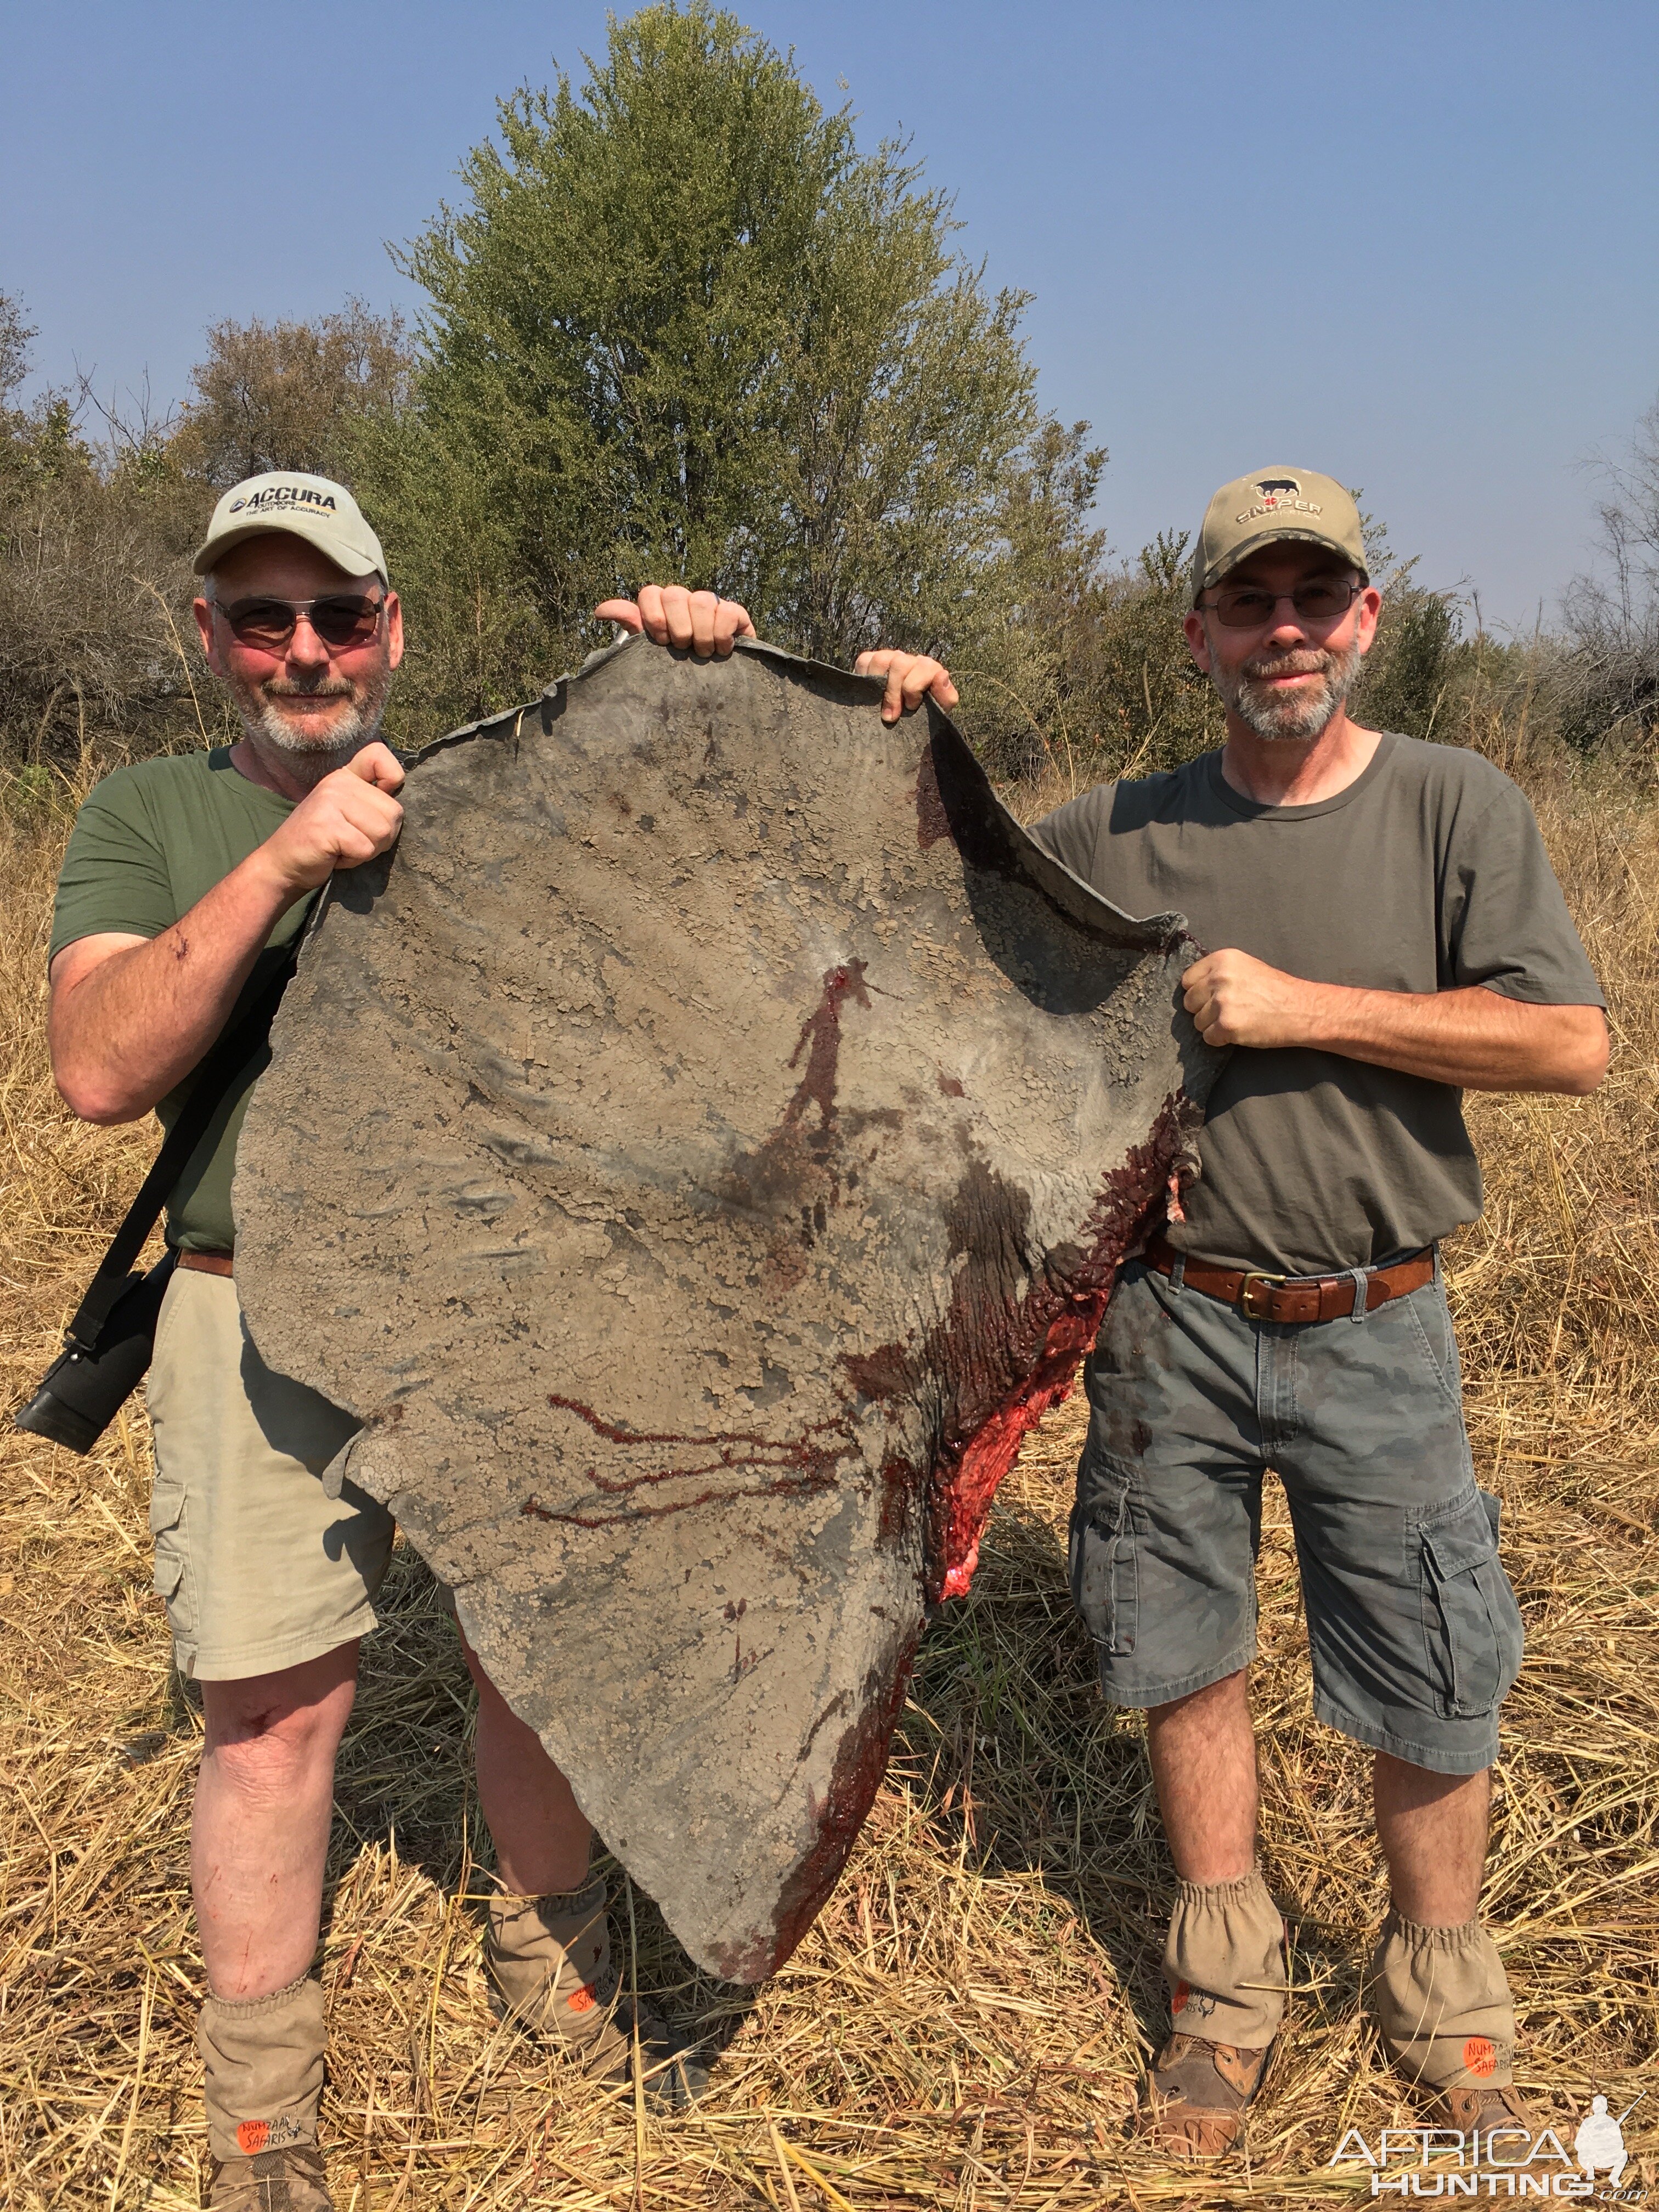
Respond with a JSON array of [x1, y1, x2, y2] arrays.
[[1238, 1269, 1287, 1319]]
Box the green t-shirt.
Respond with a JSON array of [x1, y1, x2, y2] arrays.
[[50, 748, 312, 1254], [1031, 733, 1605, 1275]]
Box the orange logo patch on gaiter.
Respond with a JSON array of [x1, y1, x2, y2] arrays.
[[1463, 2036, 1498, 2078], [236, 2120, 270, 2154], [567, 1983, 598, 2013], [1172, 1981, 1190, 2014]]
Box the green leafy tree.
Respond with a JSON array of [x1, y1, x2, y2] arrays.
[[354, 2, 1060, 737], [1, 291, 87, 488], [1356, 588, 1464, 740], [947, 417, 1111, 781]]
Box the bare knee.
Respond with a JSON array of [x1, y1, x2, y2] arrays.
[[1374, 1755, 1491, 1922], [201, 1641, 359, 1796], [1148, 1668, 1250, 1733], [1374, 1752, 1489, 1818]]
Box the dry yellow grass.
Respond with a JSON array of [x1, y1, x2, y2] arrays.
[[1, 731, 1655, 2209]]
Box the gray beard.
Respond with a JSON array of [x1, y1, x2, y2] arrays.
[[246, 693, 383, 762], [230, 665, 392, 766], [1210, 630, 1364, 742]]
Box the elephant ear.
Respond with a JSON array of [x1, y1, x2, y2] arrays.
[[233, 634, 1221, 1981]]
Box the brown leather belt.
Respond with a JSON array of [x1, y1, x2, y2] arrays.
[[1146, 1232, 1433, 1324], [178, 1250, 235, 1278]]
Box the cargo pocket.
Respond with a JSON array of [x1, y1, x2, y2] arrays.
[[1068, 1463, 1138, 1657], [148, 1475, 188, 1612], [1413, 1486, 1523, 1719]]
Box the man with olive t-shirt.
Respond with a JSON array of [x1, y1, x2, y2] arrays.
[[1045, 471, 1605, 2153], [46, 476, 784, 2208], [865, 469, 1606, 2157]]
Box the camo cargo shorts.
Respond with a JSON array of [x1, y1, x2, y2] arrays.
[[1068, 1255, 1524, 1775]]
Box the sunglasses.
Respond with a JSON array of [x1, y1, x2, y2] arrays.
[[212, 592, 387, 652], [1198, 578, 1363, 630]]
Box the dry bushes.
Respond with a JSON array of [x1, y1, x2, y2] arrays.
[[1, 736, 1655, 2209], [0, 448, 236, 793], [168, 303, 413, 493]]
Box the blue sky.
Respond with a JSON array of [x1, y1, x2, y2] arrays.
[[4, 0, 1656, 628]]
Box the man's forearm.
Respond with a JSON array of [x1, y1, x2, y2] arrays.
[[49, 849, 302, 1122], [1301, 981, 1607, 1092], [1182, 949, 1608, 1094]]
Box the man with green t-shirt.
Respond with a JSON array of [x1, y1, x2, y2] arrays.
[[860, 470, 1607, 2159], [47, 474, 795, 2209]]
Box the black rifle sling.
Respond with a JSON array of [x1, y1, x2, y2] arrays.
[[63, 949, 299, 1353]]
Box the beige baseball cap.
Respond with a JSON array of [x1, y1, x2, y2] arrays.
[[193, 470, 388, 583], [1190, 466, 1367, 605]]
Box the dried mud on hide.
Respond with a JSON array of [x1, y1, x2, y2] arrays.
[[233, 636, 1220, 1980]]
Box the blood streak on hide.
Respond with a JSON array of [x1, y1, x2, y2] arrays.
[[784, 961, 872, 1128], [521, 1397, 856, 1528]]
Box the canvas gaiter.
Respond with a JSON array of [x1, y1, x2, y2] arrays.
[[1371, 1909, 1516, 2088], [1162, 1866, 1288, 2050], [197, 1974, 325, 2161]]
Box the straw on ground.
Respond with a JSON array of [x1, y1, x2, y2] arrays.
[[1, 732, 1654, 2209]]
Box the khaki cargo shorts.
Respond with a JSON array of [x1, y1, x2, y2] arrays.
[[145, 1266, 394, 1681]]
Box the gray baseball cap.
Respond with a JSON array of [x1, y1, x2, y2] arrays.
[[193, 470, 388, 583], [1190, 467, 1367, 606]]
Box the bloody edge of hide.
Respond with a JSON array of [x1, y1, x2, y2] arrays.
[[851, 1092, 1201, 1605], [232, 635, 1221, 1982], [754, 1098, 1198, 1982]]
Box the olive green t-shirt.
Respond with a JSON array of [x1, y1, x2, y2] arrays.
[[49, 748, 313, 1254], [1031, 733, 1604, 1275]]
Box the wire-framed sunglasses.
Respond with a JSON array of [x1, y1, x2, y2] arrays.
[[210, 592, 388, 652], [1198, 577, 1363, 630]]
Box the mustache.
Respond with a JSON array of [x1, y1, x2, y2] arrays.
[[261, 674, 358, 701], [1241, 651, 1335, 680]]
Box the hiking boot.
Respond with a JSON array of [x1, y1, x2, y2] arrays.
[[1141, 2031, 1273, 2158], [485, 1877, 710, 2113], [204, 2142, 332, 2209], [1426, 2080, 1539, 2132]]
